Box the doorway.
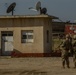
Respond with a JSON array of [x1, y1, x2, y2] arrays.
[[1, 31, 13, 56]]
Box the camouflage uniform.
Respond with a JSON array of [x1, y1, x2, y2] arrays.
[[73, 40, 76, 68], [61, 36, 72, 68]]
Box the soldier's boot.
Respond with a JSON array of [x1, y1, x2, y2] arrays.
[[67, 65, 70, 68], [74, 62, 76, 68], [66, 61, 70, 68], [62, 61, 65, 68]]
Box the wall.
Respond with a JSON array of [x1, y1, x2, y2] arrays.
[[0, 16, 53, 57], [0, 17, 44, 54], [43, 19, 52, 53]]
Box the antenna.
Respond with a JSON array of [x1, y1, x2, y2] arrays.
[[6, 2, 16, 15]]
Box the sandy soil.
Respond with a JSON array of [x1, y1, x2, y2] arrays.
[[0, 57, 76, 75]]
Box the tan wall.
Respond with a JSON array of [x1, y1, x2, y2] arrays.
[[43, 19, 52, 53], [0, 18, 44, 53], [0, 16, 52, 55], [13, 26, 44, 53], [0, 32, 1, 55]]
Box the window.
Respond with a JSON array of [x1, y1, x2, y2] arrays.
[[47, 30, 49, 43], [21, 30, 34, 43]]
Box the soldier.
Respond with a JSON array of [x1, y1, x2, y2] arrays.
[[72, 36, 76, 68], [61, 34, 72, 68]]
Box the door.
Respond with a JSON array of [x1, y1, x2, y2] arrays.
[[1, 32, 13, 56]]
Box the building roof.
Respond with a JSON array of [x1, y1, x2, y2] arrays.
[[52, 22, 65, 32], [0, 15, 58, 19]]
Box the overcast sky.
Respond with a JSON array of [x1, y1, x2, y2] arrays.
[[0, 0, 76, 22]]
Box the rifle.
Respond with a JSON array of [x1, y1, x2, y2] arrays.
[[57, 41, 63, 49]]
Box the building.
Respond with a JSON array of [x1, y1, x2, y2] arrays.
[[0, 15, 58, 57], [52, 22, 65, 53], [52, 22, 65, 38], [65, 23, 76, 35]]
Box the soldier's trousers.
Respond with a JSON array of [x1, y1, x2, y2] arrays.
[[73, 53, 76, 67], [61, 50, 69, 67]]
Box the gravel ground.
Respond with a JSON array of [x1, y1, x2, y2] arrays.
[[0, 57, 76, 75]]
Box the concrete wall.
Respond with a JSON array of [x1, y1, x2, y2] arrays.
[[43, 19, 52, 53], [0, 15, 52, 57]]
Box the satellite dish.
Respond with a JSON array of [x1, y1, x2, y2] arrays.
[[29, 1, 41, 12], [40, 7, 47, 14], [6, 2, 16, 15], [36, 1, 41, 11], [29, 1, 47, 15]]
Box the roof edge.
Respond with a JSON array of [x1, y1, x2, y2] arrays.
[[0, 15, 59, 19]]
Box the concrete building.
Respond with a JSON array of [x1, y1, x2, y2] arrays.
[[0, 15, 58, 57], [52, 22, 65, 38]]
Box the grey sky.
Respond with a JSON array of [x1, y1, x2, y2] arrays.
[[0, 0, 76, 22]]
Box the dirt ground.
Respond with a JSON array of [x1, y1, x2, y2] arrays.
[[0, 57, 76, 75]]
